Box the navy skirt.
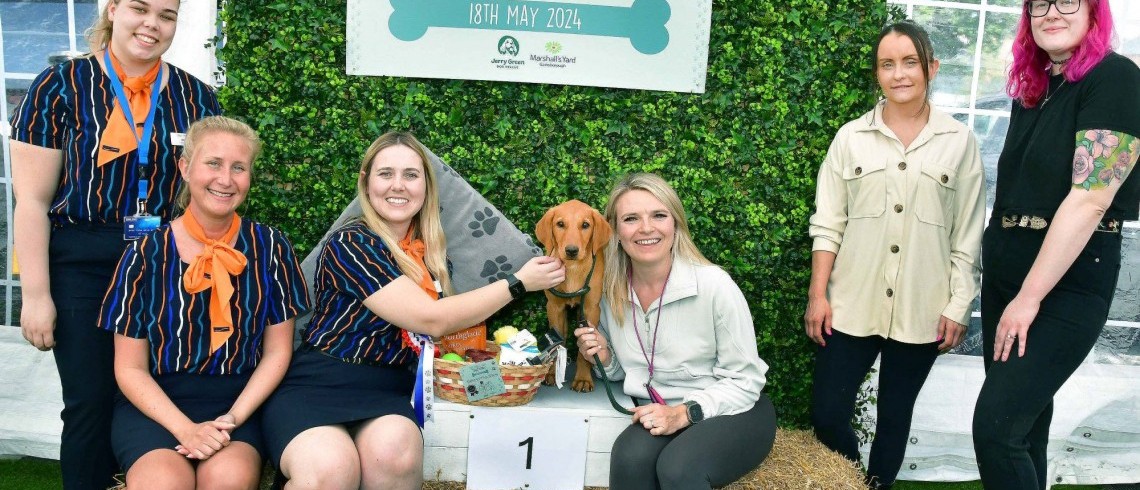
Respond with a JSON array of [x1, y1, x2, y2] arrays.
[[261, 347, 418, 467], [112, 372, 263, 471]]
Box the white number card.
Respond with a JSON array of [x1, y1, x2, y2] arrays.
[[466, 407, 588, 490]]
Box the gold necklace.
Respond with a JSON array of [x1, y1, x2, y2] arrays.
[[1041, 79, 1066, 108]]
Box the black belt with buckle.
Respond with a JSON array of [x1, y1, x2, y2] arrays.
[[1000, 214, 1121, 233], [1098, 218, 1122, 233], [1001, 214, 1048, 230]]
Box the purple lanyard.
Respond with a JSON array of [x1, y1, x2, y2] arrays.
[[630, 265, 672, 405]]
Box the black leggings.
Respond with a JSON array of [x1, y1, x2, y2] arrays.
[[973, 226, 1121, 490], [811, 329, 940, 488], [608, 395, 776, 490]]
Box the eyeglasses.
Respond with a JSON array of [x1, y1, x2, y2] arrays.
[[1027, 0, 1081, 18]]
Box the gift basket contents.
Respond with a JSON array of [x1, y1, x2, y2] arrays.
[[433, 325, 567, 407]]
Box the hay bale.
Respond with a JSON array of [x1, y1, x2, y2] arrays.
[[721, 428, 867, 490], [416, 429, 864, 490]]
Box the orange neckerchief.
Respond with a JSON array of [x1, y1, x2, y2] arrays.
[[96, 50, 161, 167], [399, 228, 438, 352], [399, 229, 438, 300], [182, 209, 248, 354]]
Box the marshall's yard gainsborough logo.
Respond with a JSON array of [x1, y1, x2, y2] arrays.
[[533, 40, 577, 68], [492, 35, 525, 69]]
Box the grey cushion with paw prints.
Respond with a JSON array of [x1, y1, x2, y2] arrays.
[[294, 147, 542, 340]]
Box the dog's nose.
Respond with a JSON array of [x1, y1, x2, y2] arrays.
[[565, 245, 579, 258]]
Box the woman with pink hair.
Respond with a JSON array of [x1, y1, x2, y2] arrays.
[[972, 1, 1140, 488]]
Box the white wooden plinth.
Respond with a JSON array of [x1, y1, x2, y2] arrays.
[[423, 379, 631, 487]]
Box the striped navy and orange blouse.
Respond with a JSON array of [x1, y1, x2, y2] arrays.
[[9, 56, 220, 225], [301, 222, 439, 366], [99, 219, 310, 375]]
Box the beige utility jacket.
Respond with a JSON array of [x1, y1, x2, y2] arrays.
[[809, 104, 985, 344]]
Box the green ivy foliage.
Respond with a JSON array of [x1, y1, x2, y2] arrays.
[[219, 0, 888, 428]]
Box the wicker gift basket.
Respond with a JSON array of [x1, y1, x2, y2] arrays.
[[433, 343, 552, 407]]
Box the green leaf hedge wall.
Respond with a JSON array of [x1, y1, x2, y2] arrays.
[[219, 0, 889, 427]]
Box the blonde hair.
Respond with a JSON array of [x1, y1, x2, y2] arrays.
[[602, 173, 712, 327], [86, 0, 182, 53], [175, 116, 262, 212], [86, 0, 118, 53], [356, 132, 454, 296]]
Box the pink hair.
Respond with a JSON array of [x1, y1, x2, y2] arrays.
[[1006, 0, 1115, 108]]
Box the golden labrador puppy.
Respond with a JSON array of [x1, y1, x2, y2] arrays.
[[535, 199, 611, 392]]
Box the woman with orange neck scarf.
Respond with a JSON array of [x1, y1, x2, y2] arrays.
[[8, 1, 219, 487], [261, 132, 564, 490], [98, 117, 309, 489]]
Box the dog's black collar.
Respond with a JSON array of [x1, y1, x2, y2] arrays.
[[546, 254, 597, 299]]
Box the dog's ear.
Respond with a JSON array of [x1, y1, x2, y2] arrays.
[[588, 207, 612, 254], [535, 206, 557, 250]]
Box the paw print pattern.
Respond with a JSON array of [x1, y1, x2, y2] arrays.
[[439, 162, 461, 178], [524, 236, 542, 256], [481, 255, 513, 283], [468, 207, 500, 238]]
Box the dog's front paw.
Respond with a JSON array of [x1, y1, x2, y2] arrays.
[[572, 377, 595, 393], [543, 372, 557, 386]]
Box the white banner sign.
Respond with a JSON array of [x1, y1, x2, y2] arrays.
[[347, 0, 713, 93]]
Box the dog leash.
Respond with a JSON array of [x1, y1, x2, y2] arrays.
[[545, 257, 633, 415], [569, 307, 634, 416]]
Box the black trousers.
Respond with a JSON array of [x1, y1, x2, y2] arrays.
[[973, 226, 1121, 490], [48, 224, 128, 490], [811, 329, 940, 489], [608, 394, 776, 490]]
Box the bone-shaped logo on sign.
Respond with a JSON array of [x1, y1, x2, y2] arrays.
[[389, 0, 670, 55]]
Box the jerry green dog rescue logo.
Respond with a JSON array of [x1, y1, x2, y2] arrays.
[[492, 35, 525, 69], [498, 35, 520, 56], [388, 0, 672, 55]]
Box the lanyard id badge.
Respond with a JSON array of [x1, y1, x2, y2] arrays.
[[123, 180, 160, 240], [105, 50, 164, 241], [124, 214, 161, 240]]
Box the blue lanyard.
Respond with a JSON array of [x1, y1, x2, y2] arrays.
[[104, 50, 164, 206]]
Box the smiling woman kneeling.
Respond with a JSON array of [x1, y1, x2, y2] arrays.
[[99, 116, 310, 489], [574, 173, 777, 490], [260, 132, 565, 490]]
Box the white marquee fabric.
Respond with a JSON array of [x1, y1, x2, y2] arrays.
[[873, 353, 1140, 488], [4, 328, 1138, 488]]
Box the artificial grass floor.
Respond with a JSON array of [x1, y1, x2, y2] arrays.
[[1, 457, 1129, 490]]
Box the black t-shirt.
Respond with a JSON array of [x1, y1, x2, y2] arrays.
[[994, 52, 1140, 221]]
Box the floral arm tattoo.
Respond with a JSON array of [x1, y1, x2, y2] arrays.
[[1072, 129, 1140, 190]]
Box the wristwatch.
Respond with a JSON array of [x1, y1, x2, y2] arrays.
[[506, 274, 527, 300], [684, 400, 704, 424]]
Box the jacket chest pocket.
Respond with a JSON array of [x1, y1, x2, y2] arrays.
[[843, 160, 888, 219], [915, 162, 958, 227]]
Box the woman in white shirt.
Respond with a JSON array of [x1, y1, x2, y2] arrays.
[[575, 172, 775, 490]]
